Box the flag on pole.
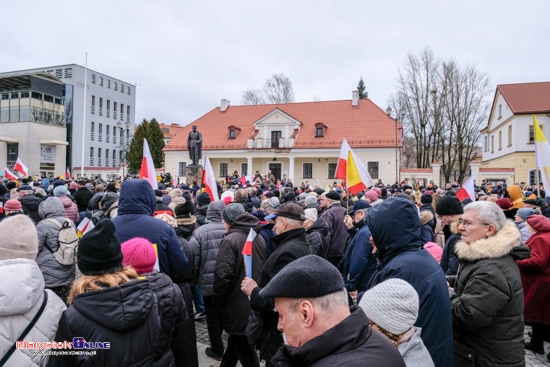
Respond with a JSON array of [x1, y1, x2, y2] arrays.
[[240, 175, 253, 186], [202, 156, 219, 201], [242, 228, 257, 278], [4, 167, 18, 180], [14, 157, 28, 177], [346, 150, 374, 194], [66, 168, 71, 180], [533, 116, 550, 192], [172, 175, 178, 187], [77, 217, 95, 238], [335, 138, 351, 183], [456, 176, 476, 202], [139, 138, 158, 190]]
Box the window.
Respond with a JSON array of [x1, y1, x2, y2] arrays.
[[91, 121, 95, 140], [106, 125, 110, 143], [98, 148, 102, 166], [31, 91, 42, 100], [241, 163, 248, 176], [491, 135, 494, 153], [220, 163, 228, 178], [498, 104, 502, 118], [367, 162, 379, 178], [114, 102, 117, 119], [120, 104, 124, 121], [114, 82, 117, 91], [6, 143, 18, 166], [90, 147, 94, 166], [113, 127, 116, 144], [100, 77, 104, 86], [508, 125, 512, 146], [113, 150, 117, 167], [121, 84, 125, 93], [99, 123, 103, 142], [91, 74, 96, 84], [484, 136, 488, 152], [105, 149, 109, 166], [529, 125, 543, 143], [271, 131, 282, 148], [1, 93, 8, 100], [303, 163, 313, 178], [10, 92, 18, 99], [315, 122, 327, 137], [328, 163, 337, 179], [316, 127, 323, 136], [106, 100, 110, 118], [179, 162, 186, 176], [99, 98, 103, 116], [126, 106, 130, 122], [107, 79, 111, 89], [91, 95, 95, 114], [120, 127, 123, 139], [229, 130, 235, 138], [44, 95, 53, 103], [128, 87, 131, 96], [20, 91, 29, 98], [529, 169, 541, 185], [498, 131, 502, 150]]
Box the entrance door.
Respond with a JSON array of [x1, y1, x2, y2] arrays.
[[269, 163, 282, 181], [271, 131, 282, 148]]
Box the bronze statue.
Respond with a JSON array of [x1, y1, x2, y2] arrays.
[[187, 125, 202, 165]]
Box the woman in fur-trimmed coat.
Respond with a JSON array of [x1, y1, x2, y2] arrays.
[[447, 202, 530, 367]]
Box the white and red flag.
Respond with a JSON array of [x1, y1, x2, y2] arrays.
[[334, 138, 373, 194], [14, 157, 28, 177], [66, 167, 71, 180], [242, 228, 256, 279], [456, 176, 476, 202], [139, 138, 158, 190], [4, 167, 18, 180], [202, 156, 219, 201], [172, 175, 179, 187], [240, 175, 253, 186], [334, 138, 351, 185]]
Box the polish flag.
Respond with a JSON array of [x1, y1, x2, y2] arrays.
[[201, 156, 219, 201], [335, 138, 351, 184], [242, 228, 257, 279], [346, 150, 373, 194], [4, 167, 18, 180], [456, 176, 476, 202], [66, 168, 71, 180], [240, 175, 253, 186], [139, 138, 158, 190], [14, 157, 28, 177], [172, 175, 178, 187]]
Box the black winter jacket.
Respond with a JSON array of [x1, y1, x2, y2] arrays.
[[250, 228, 311, 360], [213, 213, 267, 335], [440, 221, 461, 275], [448, 221, 530, 367], [73, 187, 94, 212], [321, 203, 348, 258], [271, 308, 405, 367], [305, 217, 329, 257], [51, 279, 161, 367], [19, 194, 43, 224], [195, 204, 208, 226]]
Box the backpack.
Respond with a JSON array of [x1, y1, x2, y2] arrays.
[[44, 218, 79, 265]]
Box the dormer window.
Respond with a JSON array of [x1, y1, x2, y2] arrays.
[[315, 122, 327, 137], [228, 125, 241, 139]]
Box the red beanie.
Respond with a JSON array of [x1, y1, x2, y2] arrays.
[[121, 237, 157, 275], [4, 199, 22, 211], [496, 198, 513, 210], [527, 215, 550, 232]]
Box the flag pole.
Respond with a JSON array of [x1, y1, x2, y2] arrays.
[[537, 167, 541, 197]]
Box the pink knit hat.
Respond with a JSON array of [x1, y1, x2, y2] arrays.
[[121, 237, 157, 275], [365, 190, 379, 202], [373, 188, 381, 196]]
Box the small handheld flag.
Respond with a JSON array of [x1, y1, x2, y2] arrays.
[[242, 228, 257, 278], [4, 167, 17, 180], [77, 217, 95, 238]]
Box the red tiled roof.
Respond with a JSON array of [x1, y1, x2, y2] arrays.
[[400, 168, 433, 173], [498, 82, 550, 114], [164, 99, 403, 151], [479, 168, 515, 172], [159, 123, 185, 139]]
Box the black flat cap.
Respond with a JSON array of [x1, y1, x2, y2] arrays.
[[265, 202, 305, 221], [259, 255, 345, 299], [325, 191, 340, 201]]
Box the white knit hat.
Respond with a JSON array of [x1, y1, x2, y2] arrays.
[[359, 278, 419, 335], [0, 215, 39, 260], [304, 208, 317, 223]]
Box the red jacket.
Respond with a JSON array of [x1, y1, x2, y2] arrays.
[[518, 230, 550, 325]]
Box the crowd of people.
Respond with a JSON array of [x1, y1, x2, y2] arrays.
[[0, 172, 549, 366]]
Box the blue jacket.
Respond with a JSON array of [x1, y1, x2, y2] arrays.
[[440, 221, 461, 276], [366, 198, 454, 367], [112, 180, 188, 283], [343, 219, 377, 292]]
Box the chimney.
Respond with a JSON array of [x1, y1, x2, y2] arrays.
[[221, 99, 230, 112], [351, 91, 359, 107]]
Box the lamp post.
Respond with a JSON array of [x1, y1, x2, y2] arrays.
[[386, 106, 406, 184], [117, 121, 131, 180]]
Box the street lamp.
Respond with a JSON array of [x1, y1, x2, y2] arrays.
[[386, 106, 406, 184], [117, 121, 131, 180]]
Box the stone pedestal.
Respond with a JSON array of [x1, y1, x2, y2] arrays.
[[186, 165, 203, 184]]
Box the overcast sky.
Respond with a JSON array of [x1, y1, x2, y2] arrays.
[[2, 1, 549, 126]]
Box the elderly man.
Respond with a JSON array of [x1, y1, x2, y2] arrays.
[[448, 201, 530, 366], [261, 255, 405, 366], [319, 191, 347, 266], [16, 184, 42, 223], [241, 203, 310, 364]]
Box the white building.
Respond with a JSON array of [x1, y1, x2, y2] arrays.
[[0, 64, 136, 179]]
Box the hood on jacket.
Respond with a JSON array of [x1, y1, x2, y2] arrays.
[[59, 195, 74, 209], [0, 259, 45, 316], [72, 279, 155, 332], [307, 216, 329, 236], [455, 220, 530, 261], [227, 212, 262, 236], [118, 180, 156, 216], [39, 197, 64, 219], [19, 194, 42, 211], [507, 185, 524, 209], [205, 200, 225, 223], [419, 211, 434, 226], [366, 197, 422, 265]]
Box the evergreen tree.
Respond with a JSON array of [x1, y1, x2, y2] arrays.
[[148, 118, 166, 168], [128, 119, 149, 173], [357, 77, 368, 99]]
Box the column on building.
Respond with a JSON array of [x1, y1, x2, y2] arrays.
[[289, 157, 295, 183], [247, 157, 253, 177]]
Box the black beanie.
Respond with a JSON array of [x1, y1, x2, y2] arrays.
[[421, 193, 433, 204], [196, 191, 211, 207], [78, 219, 123, 276], [436, 195, 464, 216], [175, 201, 195, 216], [154, 189, 164, 198]]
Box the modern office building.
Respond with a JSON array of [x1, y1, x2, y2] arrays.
[[0, 64, 136, 179]]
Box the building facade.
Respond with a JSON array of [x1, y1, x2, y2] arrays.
[[164, 94, 403, 187], [0, 64, 136, 179], [480, 82, 550, 185]]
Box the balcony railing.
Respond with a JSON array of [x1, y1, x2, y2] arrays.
[[91, 106, 95, 114], [99, 107, 103, 116]]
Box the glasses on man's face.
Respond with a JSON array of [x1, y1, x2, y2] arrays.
[[458, 218, 490, 228]]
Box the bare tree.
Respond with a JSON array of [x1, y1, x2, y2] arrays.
[[241, 73, 295, 105]]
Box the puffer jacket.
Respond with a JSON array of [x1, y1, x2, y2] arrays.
[[213, 213, 267, 335], [343, 219, 376, 293], [112, 180, 188, 283], [321, 202, 348, 258], [0, 259, 66, 367], [366, 198, 454, 367], [419, 211, 435, 244], [448, 221, 530, 367], [189, 201, 227, 297], [507, 185, 524, 210], [58, 196, 79, 224], [440, 221, 461, 275], [35, 197, 76, 288], [50, 279, 161, 367], [305, 216, 329, 257], [19, 194, 43, 224]]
